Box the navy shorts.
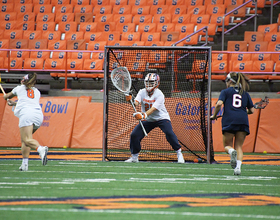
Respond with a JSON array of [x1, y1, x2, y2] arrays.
[[222, 124, 250, 135]]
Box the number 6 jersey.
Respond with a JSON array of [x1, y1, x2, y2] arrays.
[[135, 88, 170, 122]]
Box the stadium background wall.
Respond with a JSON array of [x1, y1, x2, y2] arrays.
[[0, 94, 279, 154]]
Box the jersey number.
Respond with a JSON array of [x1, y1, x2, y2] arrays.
[[27, 89, 34, 99], [144, 103, 152, 111], [232, 94, 242, 108]]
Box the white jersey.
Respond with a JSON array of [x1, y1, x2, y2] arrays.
[[12, 85, 43, 128], [135, 88, 170, 122]]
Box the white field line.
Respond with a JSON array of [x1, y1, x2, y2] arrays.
[[0, 207, 279, 219]]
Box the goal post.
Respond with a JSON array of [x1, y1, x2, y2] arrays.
[[102, 46, 215, 163]]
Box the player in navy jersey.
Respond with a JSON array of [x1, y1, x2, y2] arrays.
[[210, 72, 255, 175], [125, 73, 185, 164], [3, 73, 48, 171]]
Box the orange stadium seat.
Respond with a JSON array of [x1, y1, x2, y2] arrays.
[[67, 59, 83, 70], [187, 5, 206, 15], [75, 13, 94, 23], [224, 0, 243, 5], [10, 50, 29, 59], [17, 13, 36, 22], [3, 30, 23, 39], [138, 23, 157, 33], [168, 6, 187, 15], [190, 14, 211, 24], [126, 61, 147, 72], [28, 39, 48, 49], [178, 32, 199, 45], [149, 5, 168, 15], [120, 40, 145, 46], [166, 0, 186, 5], [226, 5, 246, 18], [24, 58, 44, 69], [264, 32, 280, 43], [93, 5, 112, 15], [231, 61, 253, 72], [230, 53, 252, 62], [153, 14, 172, 24], [253, 60, 274, 72], [248, 41, 268, 52], [128, 0, 147, 6], [161, 31, 179, 42], [146, 0, 165, 5], [44, 58, 65, 70], [132, 15, 153, 24], [16, 21, 35, 31], [212, 52, 228, 61], [210, 14, 230, 26], [227, 41, 248, 51], [48, 40, 67, 50], [209, 0, 224, 4], [251, 53, 271, 61], [83, 58, 103, 71], [196, 23, 217, 36], [0, 20, 17, 31], [0, 3, 14, 12], [110, 0, 128, 6], [4, 57, 23, 69], [63, 32, 84, 41], [9, 38, 28, 49], [71, 0, 90, 5], [206, 4, 226, 15], [51, 51, 67, 59], [36, 22, 56, 32], [131, 6, 151, 15], [145, 40, 165, 46], [157, 23, 175, 32], [91, 51, 104, 60], [52, 0, 70, 6], [14, 4, 33, 14], [0, 39, 9, 58], [172, 14, 192, 24], [121, 32, 141, 41], [273, 61, 280, 72], [141, 32, 161, 42], [96, 22, 116, 32], [105, 31, 121, 43], [244, 31, 265, 43], [211, 60, 228, 74], [58, 22, 78, 33], [33, 0, 51, 4], [0, 12, 17, 21], [79, 22, 97, 33], [54, 5, 73, 14], [42, 30, 62, 41], [91, 0, 110, 6], [116, 23, 136, 32], [55, 13, 75, 23], [0, 57, 4, 68], [174, 23, 195, 33], [74, 5, 94, 13], [67, 39, 86, 50], [112, 5, 132, 14], [114, 14, 133, 24], [185, 0, 204, 6], [87, 41, 107, 51], [94, 14, 114, 22], [70, 51, 91, 60], [33, 4, 53, 14], [36, 13, 55, 22], [247, 0, 265, 8], [257, 23, 278, 33], [267, 42, 280, 63], [84, 32, 104, 42]]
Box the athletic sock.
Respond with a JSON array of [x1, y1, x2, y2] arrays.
[[236, 160, 242, 169], [176, 148, 182, 153], [36, 146, 42, 152], [228, 148, 234, 155], [22, 158, 28, 165], [132, 153, 139, 159]]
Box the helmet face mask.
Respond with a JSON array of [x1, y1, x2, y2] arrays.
[[144, 73, 160, 93]]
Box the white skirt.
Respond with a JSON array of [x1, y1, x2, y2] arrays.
[[16, 108, 43, 128]]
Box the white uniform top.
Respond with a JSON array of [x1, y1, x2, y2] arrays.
[[135, 88, 170, 122], [12, 85, 43, 128]]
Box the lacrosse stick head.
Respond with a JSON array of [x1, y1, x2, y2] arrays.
[[111, 67, 132, 94], [253, 96, 269, 109]]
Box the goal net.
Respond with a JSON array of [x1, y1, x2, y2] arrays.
[[103, 46, 215, 163]]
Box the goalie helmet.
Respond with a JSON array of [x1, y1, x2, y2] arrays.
[[144, 73, 160, 93]]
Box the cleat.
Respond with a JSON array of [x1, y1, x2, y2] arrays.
[[230, 150, 237, 169], [234, 167, 241, 175], [177, 152, 185, 164], [39, 146, 48, 166], [125, 157, 139, 163], [19, 164, 28, 171]]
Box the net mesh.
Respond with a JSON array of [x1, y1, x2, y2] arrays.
[[104, 46, 215, 163]]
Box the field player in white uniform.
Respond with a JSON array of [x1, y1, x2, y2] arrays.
[[3, 73, 48, 171], [125, 73, 185, 163]]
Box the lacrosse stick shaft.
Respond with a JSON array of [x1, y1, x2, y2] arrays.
[[0, 84, 6, 95], [130, 99, 148, 136]]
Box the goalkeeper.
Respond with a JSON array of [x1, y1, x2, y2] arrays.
[[125, 73, 185, 164]]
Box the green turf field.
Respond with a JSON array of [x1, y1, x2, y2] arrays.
[[0, 157, 280, 220]]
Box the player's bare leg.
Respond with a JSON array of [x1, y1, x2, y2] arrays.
[[233, 132, 247, 175], [223, 132, 237, 169]]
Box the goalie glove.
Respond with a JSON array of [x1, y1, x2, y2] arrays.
[[133, 112, 147, 120], [125, 94, 132, 102]]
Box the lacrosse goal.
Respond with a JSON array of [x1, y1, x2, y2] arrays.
[[102, 46, 215, 163]]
